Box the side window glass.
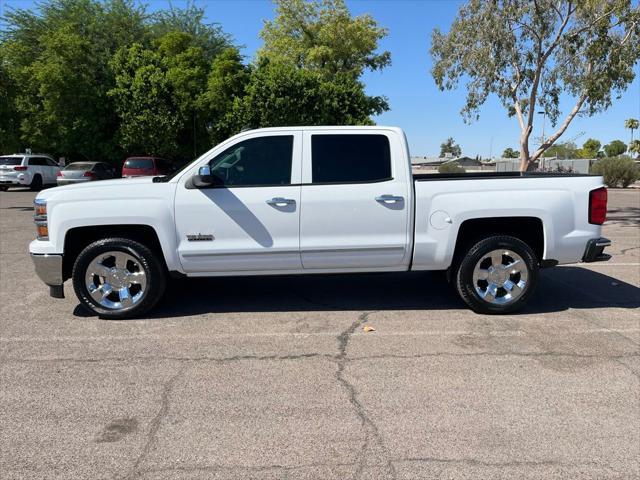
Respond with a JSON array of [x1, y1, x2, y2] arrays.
[[311, 134, 392, 183], [208, 135, 294, 186]]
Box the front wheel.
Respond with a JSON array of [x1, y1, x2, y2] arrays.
[[454, 235, 538, 314], [72, 238, 166, 319]]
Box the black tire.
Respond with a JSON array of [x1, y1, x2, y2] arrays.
[[72, 238, 166, 319], [30, 174, 42, 191], [454, 235, 538, 314], [0, 186, 8, 192]]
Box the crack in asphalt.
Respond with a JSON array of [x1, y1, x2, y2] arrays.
[[394, 456, 620, 472], [5, 351, 640, 365], [612, 358, 640, 381], [144, 460, 363, 474], [125, 365, 185, 480], [4, 352, 337, 364], [619, 245, 639, 255], [348, 352, 640, 361], [335, 311, 397, 480]]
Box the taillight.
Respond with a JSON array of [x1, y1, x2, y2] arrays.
[[56, 171, 63, 177], [589, 187, 607, 225], [14, 166, 27, 171], [83, 171, 94, 178]]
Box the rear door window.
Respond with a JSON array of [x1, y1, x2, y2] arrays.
[[311, 134, 392, 184]]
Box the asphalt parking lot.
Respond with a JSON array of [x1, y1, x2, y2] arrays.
[[1, 187, 638, 480]]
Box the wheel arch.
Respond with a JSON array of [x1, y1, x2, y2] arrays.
[[63, 224, 167, 281], [452, 216, 545, 268]]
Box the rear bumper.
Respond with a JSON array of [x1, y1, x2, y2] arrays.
[[0, 177, 29, 186], [30, 253, 65, 298], [582, 237, 612, 263], [57, 178, 91, 186]]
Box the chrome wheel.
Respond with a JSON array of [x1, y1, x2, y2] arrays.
[[472, 249, 528, 305], [84, 251, 147, 311]]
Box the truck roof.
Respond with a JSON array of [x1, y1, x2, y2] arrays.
[[239, 125, 403, 134]]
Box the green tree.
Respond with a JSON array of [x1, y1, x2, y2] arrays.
[[260, 0, 390, 79], [629, 139, 640, 158], [150, 0, 231, 62], [542, 141, 579, 159], [579, 138, 601, 158], [431, 0, 640, 172], [1, 0, 234, 163], [502, 147, 519, 158], [109, 43, 180, 157], [0, 57, 21, 153], [592, 156, 639, 187], [604, 139, 628, 157], [228, 60, 387, 131], [198, 48, 250, 143], [439, 137, 461, 158], [108, 6, 233, 160], [1, 0, 148, 162], [625, 118, 639, 143], [229, 0, 391, 131], [438, 161, 465, 174]]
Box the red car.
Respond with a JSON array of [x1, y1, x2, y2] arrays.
[[122, 157, 174, 177]]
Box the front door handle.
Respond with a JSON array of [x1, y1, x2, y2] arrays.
[[266, 197, 296, 206], [375, 194, 404, 204]]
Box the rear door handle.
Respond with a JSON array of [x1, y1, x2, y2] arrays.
[[266, 197, 296, 206], [375, 194, 404, 204]]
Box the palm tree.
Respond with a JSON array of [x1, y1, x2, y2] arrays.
[[625, 118, 639, 144]]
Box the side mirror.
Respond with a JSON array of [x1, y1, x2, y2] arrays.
[[192, 165, 222, 187]]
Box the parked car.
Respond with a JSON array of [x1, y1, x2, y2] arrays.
[[57, 162, 117, 186], [122, 157, 174, 178], [0, 154, 60, 191], [29, 126, 611, 319]]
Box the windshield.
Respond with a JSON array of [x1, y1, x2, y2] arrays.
[[64, 163, 93, 171], [124, 158, 154, 169], [0, 157, 23, 166]]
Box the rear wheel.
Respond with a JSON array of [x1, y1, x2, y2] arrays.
[[72, 238, 166, 319], [30, 174, 42, 191], [0, 186, 8, 192], [454, 235, 538, 314]]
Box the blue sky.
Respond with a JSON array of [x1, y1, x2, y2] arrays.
[[3, 0, 640, 156]]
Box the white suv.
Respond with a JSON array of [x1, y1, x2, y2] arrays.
[[0, 154, 61, 191]]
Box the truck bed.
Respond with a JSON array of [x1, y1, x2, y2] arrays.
[[410, 173, 605, 271]]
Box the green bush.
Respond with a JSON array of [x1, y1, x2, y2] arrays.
[[591, 156, 640, 188], [438, 161, 466, 174]]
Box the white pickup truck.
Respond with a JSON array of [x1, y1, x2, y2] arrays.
[[29, 126, 611, 318]]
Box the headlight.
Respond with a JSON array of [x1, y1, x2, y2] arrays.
[[34, 199, 48, 240]]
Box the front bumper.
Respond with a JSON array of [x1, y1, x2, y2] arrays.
[[30, 253, 65, 298], [582, 237, 612, 263]]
